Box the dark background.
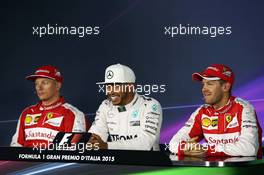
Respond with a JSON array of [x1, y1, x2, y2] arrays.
[[1, 0, 264, 146]]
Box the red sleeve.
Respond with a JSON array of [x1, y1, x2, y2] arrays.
[[175, 112, 204, 158], [177, 141, 186, 160], [63, 110, 75, 132], [206, 145, 228, 157], [188, 113, 204, 141], [62, 107, 86, 132]]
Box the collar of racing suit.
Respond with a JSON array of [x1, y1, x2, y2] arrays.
[[38, 96, 65, 111], [207, 96, 236, 114], [116, 93, 138, 112]]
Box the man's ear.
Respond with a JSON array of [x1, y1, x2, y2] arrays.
[[56, 82, 62, 91], [222, 82, 231, 93]]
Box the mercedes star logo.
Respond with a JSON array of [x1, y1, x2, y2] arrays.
[[106, 70, 114, 79]]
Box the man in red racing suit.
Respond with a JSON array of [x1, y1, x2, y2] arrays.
[[169, 64, 262, 157], [10, 65, 87, 147]]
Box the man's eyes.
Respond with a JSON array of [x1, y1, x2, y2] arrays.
[[35, 81, 49, 86], [202, 82, 214, 86]]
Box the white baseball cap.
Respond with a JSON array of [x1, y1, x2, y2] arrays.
[[96, 63, 136, 84]]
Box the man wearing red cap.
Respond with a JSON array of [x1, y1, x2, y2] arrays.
[[169, 64, 262, 157], [10, 65, 87, 147]]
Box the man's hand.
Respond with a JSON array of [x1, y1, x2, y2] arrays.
[[183, 136, 206, 157], [88, 133, 108, 149]]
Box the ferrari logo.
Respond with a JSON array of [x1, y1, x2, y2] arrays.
[[46, 112, 53, 120], [225, 115, 232, 123]]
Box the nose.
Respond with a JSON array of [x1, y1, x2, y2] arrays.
[[202, 84, 207, 93], [35, 83, 42, 91]]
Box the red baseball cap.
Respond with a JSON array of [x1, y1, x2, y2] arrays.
[[26, 65, 63, 83], [192, 64, 234, 85]]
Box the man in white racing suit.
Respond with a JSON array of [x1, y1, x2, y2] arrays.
[[88, 63, 162, 151]]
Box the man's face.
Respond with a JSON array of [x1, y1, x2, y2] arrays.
[[106, 83, 134, 105], [35, 78, 60, 101], [201, 79, 225, 105]]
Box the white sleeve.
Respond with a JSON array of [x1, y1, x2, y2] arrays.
[[10, 107, 30, 147], [10, 113, 24, 147], [88, 101, 109, 142], [108, 99, 162, 151], [71, 109, 86, 133], [63, 103, 86, 132], [217, 100, 260, 156], [169, 106, 203, 154]]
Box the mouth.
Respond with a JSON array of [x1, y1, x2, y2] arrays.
[[37, 92, 45, 96], [203, 93, 212, 98], [108, 94, 119, 101]]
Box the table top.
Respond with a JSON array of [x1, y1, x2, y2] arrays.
[[169, 154, 264, 167]]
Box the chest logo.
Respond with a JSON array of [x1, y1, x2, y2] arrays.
[[211, 118, 218, 127], [225, 114, 232, 123], [25, 115, 32, 124], [24, 114, 41, 125], [46, 112, 53, 120], [106, 70, 114, 79], [34, 115, 41, 123], [152, 104, 158, 112], [132, 110, 139, 118], [202, 117, 211, 127], [45, 116, 64, 127]]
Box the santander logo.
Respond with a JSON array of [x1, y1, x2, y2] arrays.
[[208, 136, 239, 144]]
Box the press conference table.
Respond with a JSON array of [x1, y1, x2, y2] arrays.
[[0, 147, 263, 174], [169, 154, 263, 167]]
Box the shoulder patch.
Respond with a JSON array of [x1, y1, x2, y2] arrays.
[[235, 98, 250, 107], [103, 99, 111, 106], [142, 95, 152, 101], [63, 103, 83, 116]]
